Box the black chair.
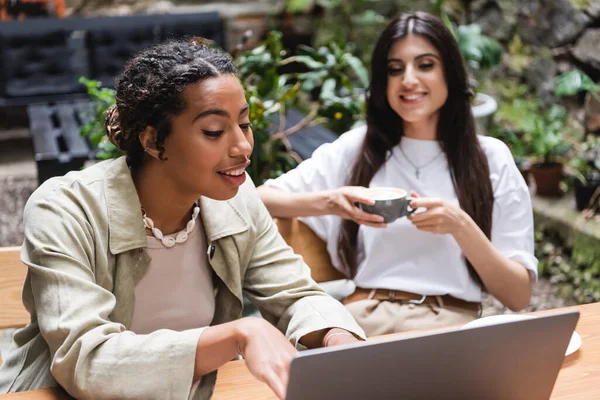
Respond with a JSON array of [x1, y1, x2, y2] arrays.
[[0, 20, 89, 106]]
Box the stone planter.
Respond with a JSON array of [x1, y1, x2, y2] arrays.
[[472, 92, 497, 135]]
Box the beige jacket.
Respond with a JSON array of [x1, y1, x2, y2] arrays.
[[0, 157, 365, 399]]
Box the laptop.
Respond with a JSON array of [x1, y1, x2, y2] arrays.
[[286, 309, 579, 400]]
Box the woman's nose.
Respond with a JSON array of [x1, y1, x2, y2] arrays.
[[229, 127, 253, 159], [402, 66, 419, 88]]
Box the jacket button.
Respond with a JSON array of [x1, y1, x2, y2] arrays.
[[208, 245, 215, 259]]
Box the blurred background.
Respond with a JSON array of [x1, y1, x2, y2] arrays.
[[0, 0, 598, 321]]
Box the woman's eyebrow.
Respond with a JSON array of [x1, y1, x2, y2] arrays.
[[193, 104, 250, 122], [387, 53, 441, 63]]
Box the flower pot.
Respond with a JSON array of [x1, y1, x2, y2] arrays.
[[530, 162, 563, 197], [520, 168, 530, 186], [574, 177, 600, 211], [471, 92, 497, 135]]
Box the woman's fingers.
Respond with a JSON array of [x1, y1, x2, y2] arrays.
[[263, 370, 287, 400], [410, 197, 443, 210], [409, 209, 438, 223], [344, 186, 376, 205], [339, 198, 384, 223]]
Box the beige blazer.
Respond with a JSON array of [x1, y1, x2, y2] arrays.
[[0, 157, 364, 399]]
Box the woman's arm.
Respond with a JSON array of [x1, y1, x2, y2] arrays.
[[257, 185, 331, 218], [452, 215, 532, 310], [408, 196, 532, 311], [258, 185, 385, 227]]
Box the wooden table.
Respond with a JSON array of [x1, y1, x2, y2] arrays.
[[4, 302, 600, 399]]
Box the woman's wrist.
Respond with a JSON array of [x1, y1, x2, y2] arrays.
[[321, 190, 336, 215], [322, 328, 357, 347], [452, 208, 475, 241]]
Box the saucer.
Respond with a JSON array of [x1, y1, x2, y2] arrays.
[[462, 314, 581, 356]]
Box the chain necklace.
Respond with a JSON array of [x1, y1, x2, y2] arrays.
[[142, 203, 200, 248], [397, 145, 444, 179]]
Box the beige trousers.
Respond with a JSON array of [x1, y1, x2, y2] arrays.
[[345, 299, 481, 337]]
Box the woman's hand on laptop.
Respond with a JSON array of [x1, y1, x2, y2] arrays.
[[236, 317, 298, 400]]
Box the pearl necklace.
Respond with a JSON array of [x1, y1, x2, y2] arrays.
[[142, 203, 200, 248]]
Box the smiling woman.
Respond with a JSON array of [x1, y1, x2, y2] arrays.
[[258, 11, 537, 337], [0, 40, 365, 400]]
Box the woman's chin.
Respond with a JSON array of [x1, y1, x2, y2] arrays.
[[202, 187, 239, 201]]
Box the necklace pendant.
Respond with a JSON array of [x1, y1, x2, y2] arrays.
[[415, 169, 420, 178]]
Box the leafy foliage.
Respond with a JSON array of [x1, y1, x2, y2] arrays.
[[79, 78, 123, 160], [455, 24, 503, 71], [555, 69, 600, 103], [536, 228, 600, 304], [488, 79, 573, 165]]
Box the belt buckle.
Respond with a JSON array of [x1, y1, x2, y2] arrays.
[[407, 294, 427, 305]]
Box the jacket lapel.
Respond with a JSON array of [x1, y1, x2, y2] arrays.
[[200, 196, 250, 320]]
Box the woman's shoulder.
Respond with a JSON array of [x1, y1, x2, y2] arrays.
[[312, 124, 367, 160], [477, 135, 515, 170], [25, 158, 121, 218]]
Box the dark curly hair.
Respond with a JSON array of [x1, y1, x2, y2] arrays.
[[105, 40, 237, 169]]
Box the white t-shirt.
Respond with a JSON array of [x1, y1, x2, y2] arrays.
[[265, 125, 538, 302]]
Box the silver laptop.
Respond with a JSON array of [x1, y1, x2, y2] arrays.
[[286, 309, 579, 400]]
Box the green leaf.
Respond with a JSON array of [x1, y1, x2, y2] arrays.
[[315, 0, 343, 8], [320, 78, 337, 102], [351, 10, 385, 26], [456, 24, 502, 69], [343, 54, 369, 88], [285, 55, 326, 69], [555, 69, 600, 97], [285, 0, 314, 13]]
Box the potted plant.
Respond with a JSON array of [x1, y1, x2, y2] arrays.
[[567, 136, 600, 211], [527, 105, 571, 197]]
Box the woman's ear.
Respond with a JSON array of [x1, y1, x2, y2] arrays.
[[138, 126, 160, 159]]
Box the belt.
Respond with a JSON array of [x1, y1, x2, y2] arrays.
[[342, 288, 481, 313]]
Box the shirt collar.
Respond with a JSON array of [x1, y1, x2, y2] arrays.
[[104, 157, 249, 254]]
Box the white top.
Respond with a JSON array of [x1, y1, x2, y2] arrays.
[[265, 125, 538, 302], [129, 216, 215, 334]]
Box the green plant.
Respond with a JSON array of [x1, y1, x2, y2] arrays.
[[79, 77, 123, 160], [566, 136, 600, 185], [527, 105, 572, 164], [535, 228, 600, 304], [434, 0, 503, 92], [555, 69, 600, 103], [283, 41, 368, 134], [238, 31, 367, 181], [284, 0, 387, 66], [493, 100, 570, 164]]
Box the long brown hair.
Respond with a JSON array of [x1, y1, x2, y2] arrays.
[[337, 11, 494, 285]]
